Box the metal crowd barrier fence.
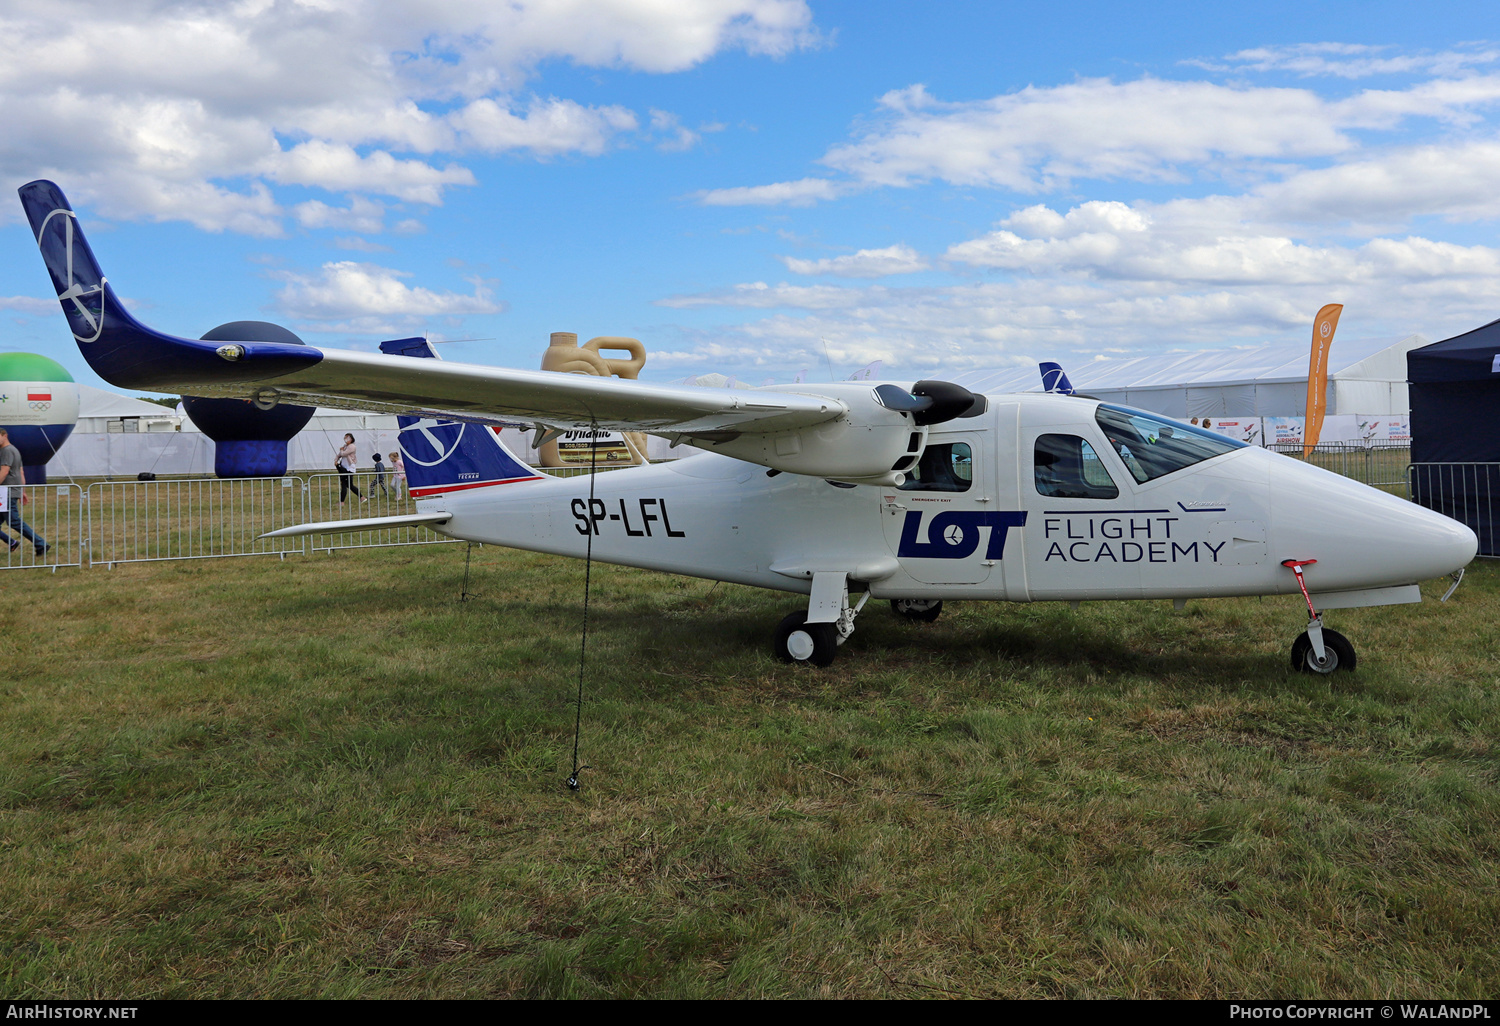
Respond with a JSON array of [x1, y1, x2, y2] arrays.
[[1266, 442, 1410, 489], [0, 484, 85, 571], [1408, 463, 1500, 558], [87, 476, 309, 568], [16, 460, 641, 571], [302, 471, 456, 552]]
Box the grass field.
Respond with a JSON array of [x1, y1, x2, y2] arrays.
[[1, 544, 1496, 999]]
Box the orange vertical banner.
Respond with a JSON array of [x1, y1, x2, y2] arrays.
[[1303, 303, 1343, 458]]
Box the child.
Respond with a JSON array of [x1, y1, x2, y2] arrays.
[[370, 451, 389, 497], [390, 450, 407, 499]]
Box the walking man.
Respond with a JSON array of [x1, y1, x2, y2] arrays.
[[0, 428, 48, 558]]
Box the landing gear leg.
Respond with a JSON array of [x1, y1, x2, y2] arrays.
[[772, 572, 867, 667], [1282, 558, 1357, 674]]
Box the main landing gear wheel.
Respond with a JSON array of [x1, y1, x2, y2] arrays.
[[890, 598, 943, 623], [773, 611, 839, 667], [1290, 628, 1356, 674]]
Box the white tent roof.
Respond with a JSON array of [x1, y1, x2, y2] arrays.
[[79, 383, 181, 418], [952, 335, 1428, 397]]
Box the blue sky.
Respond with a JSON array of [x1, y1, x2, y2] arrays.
[[4, 1, 1500, 392]]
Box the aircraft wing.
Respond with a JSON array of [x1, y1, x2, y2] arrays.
[[167, 347, 844, 437], [18, 179, 842, 437], [21, 179, 980, 482]]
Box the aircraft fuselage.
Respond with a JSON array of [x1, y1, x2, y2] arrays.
[[429, 393, 1474, 608]]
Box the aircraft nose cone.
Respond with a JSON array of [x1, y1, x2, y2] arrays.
[[1270, 456, 1477, 590], [1328, 493, 1477, 585], [1412, 512, 1479, 578]]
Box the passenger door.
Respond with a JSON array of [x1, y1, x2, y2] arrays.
[[881, 431, 1007, 585]]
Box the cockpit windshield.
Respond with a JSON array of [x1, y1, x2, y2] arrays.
[[1094, 405, 1247, 483]]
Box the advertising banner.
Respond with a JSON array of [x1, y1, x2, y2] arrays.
[[1195, 417, 1263, 446], [1353, 416, 1412, 444], [1304, 303, 1344, 457], [555, 428, 635, 465], [1265, 417, 1304, 446]]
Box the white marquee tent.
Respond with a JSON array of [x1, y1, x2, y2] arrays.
[[951, 334, 1428, 419], [47, 390, 678, 479]]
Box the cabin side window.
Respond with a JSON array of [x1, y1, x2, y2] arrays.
[[1034, 434, 1119, 499], [899, 442, 973, 492]]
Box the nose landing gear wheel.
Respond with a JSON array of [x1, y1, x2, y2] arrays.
[[773, 611, 839, 667], [890, 598, 943, 622], [1290, 628, 1356, 674]]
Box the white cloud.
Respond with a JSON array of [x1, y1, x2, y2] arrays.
[[450, 97, 639, 156], [294, 196, 387, 234], [1237, 140, 1500, 228], [658, 184, 1500, 376], [660, 280, 872, 310], [650, 272, 1468, 378], [649, 109, 700, 152], [272, 261, 502, 325], [668, 47, 1500, 374], [779, 244, 930, 277], [947, 199, 1500, 287], [83, 176, 285, 236], [263, 141, 475, 204], [1197, 43, 1500, 79], [695, 177, 847, 206], [0, 295, 60, 315], [332, 236, 392, 253], [817, 77, 1500, 193], [702, 71, 1500, 209], [0, 1, 818, 230]]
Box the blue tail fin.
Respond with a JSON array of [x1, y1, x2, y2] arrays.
[[18, 180, 320, 391], [382, 338, 542, 496], [1039, 361, 1076, 395]]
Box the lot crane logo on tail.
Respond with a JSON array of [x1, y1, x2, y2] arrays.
[[398, 416, 542, 497], [34, 207, 105, 344]]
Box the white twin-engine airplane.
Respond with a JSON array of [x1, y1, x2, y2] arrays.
[[20, 180, 1478, 672]]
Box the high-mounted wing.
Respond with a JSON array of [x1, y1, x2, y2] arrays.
[[19, 180, 979, 483]]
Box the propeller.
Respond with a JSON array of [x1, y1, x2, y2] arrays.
[[873, 380, 981, 425]]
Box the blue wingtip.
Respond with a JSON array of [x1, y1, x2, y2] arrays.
[[17, 180, 322, 392]]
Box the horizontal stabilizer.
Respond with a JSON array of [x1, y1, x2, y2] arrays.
[[259, 512, 452, 539]]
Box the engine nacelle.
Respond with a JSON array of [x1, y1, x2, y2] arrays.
[[691, 381, 978, 484]]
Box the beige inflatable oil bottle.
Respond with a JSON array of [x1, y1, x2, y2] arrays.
[[538, 332, 650, 467]]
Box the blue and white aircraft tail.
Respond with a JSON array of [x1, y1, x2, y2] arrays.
[[396, 417, 544, 499], [1039, 361, 1077, 395], [377, 339, 543, 498]]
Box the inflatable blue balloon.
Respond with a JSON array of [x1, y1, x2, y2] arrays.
[[181, 322, 316, 477]]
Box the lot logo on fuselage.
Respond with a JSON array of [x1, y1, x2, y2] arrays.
[[897, 510, 1027, 559]]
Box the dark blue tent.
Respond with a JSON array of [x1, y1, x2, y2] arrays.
[[1407, 321, 1500, 554]]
